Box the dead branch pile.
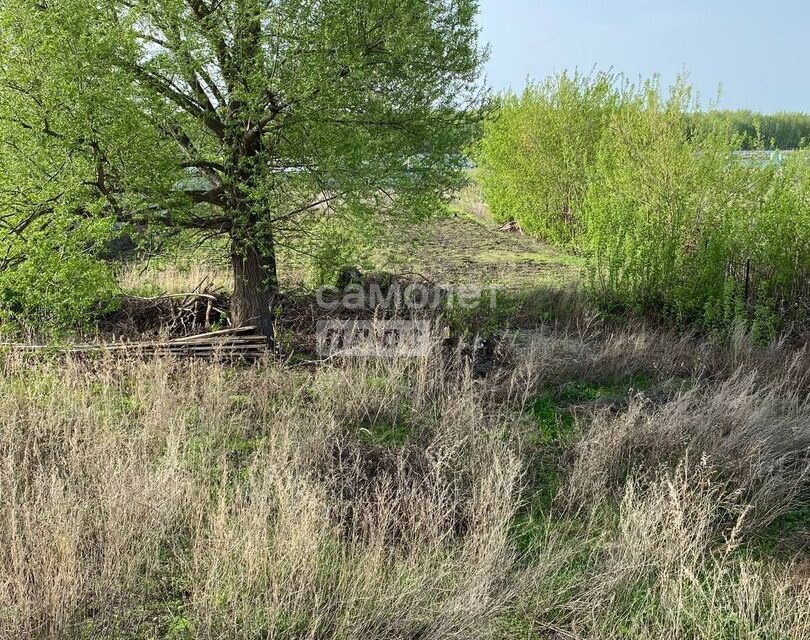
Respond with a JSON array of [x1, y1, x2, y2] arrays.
[[103, 288, 230, 337], [498, 220, 524, 234]]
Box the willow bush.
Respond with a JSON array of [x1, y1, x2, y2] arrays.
[[478, 73, 810, 335], [583, 82, 810, 334], [475, 71, 622, 246]]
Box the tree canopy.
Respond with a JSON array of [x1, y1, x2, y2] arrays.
[[0, 0, 486, 336]]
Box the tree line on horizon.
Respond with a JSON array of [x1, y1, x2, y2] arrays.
[[690, 110, 810, 150]]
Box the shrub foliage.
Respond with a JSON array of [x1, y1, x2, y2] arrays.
[[476, 71, 621, 245], [0, 219, 120, 333], [477, 73, 810, 334]]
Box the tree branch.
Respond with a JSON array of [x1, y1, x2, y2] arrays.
[[126, 61, 226, 140], [184, 184, 226, 206], [180, 159, 226, 172]]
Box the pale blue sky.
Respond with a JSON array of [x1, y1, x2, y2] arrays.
[[478, 0, 809, 113]]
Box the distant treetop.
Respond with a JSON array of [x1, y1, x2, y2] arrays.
[[690, 110, 810, 150]]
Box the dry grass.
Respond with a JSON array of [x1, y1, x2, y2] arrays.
[[0, 323, 807, 639], [0, 340, 524, 639], [119, 260, 232, 296], [565, 370, 810, 534], [450, 171, 491, 224], [545, 462, 810, 639]]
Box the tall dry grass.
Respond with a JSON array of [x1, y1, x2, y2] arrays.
[[565, 370, 810, 535], [545, 461, 810, 639], [0, 324, 807, 639], [0, 342, 523, 639]]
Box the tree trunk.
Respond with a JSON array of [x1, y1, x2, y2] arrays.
[[230, 231, 278, 342]]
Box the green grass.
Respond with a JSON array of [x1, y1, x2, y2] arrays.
[[476, 248, 587, 269], [556, 374, 654, 404], [357, 422, 411, 447], [756, 505, 810, 557], [372, 216, 582, 288], [519, 374, 659, 535], [530, 374, 655, 441]]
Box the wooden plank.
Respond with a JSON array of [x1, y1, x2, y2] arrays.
[[167, 336, 268, 347], [168, 326, 257, 343], [0, 333, 270, 359]]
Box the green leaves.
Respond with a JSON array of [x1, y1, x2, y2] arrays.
[[475, 71, 622, 246], [582, 84, 809, 333], [0, 217, 120, 333], [0, 0, 487, 330], [478, 72, 809, 335]]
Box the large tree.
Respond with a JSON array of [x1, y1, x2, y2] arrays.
[[0, 0, 486, 337]]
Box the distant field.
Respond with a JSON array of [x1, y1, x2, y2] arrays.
[[121, 192, 584, 298], [374, 216, 583, 289]]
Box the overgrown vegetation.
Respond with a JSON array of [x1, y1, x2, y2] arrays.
[[0, 4, 806, 637], [476, 71, 621, 246], [476, 73, 810, 336], [0, 320, 806, 639], [0, 233, 120, 332]]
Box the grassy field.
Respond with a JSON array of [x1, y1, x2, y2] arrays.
[[2, 208, 809, 639], [373, 216, 584, 288], [1, 318, 807, 639], [2, 180, 809, 640], [1, 6, 806, 637], [120, 214, 583, 299]]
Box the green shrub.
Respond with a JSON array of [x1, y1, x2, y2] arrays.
[[477, 71, 810, 335], [475, 71, 623, 246], [0, 222, 120, 333], [582, 80, 737, 318], [582, 80, 810, 332]]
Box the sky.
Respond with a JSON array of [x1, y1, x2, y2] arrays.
[[477, 0, 810, 113]]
